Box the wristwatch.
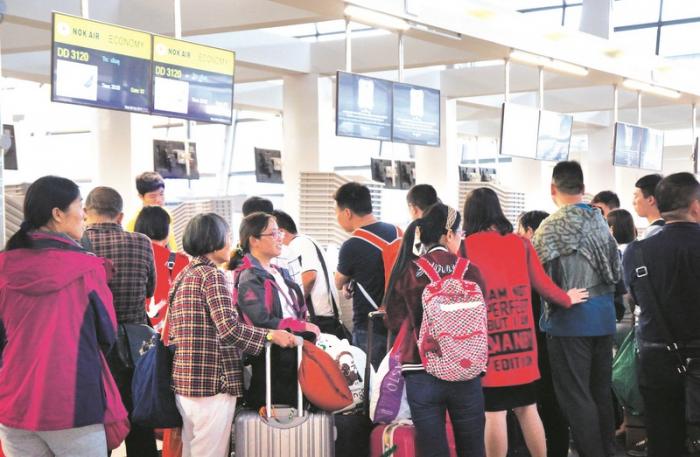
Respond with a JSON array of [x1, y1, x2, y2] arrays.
[[266, 331, 274, 342]]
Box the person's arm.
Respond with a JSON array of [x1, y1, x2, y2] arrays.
[[88, 261, 118, 355], [145, 241, 156, 299], [301, 270, 317, 297], [524, 239, 583, 308]]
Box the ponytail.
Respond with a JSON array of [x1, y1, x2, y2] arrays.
[[382, 219, 420, 309], [227, 244, 247, 270], [5, 221, 34, 251], [227, 212, 272, 270]]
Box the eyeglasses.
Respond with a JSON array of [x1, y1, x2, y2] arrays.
[[258, 229, 284, 239]]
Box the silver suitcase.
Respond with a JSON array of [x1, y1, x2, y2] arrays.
[[234, 340, 335, 457]]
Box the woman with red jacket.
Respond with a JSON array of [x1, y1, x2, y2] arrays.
[[385, 203, 488, 457], [461, 188, 588, 457]]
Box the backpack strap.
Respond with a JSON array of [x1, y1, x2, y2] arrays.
[[451, 257, 470, 279], [415, 257, 441, 283], [352, 228, 390, 250]]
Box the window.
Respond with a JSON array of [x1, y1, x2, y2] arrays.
[[525, 8, 564, 26], [563, 5, 582, 30], [612, 0, 661, 28], [659, 22, 700, 57], [614, 28, 659, 53], [662, 0, 700, 21]]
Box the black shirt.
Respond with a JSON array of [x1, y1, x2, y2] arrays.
[[623, 222, 700, 343], [337, 221, 400, 329]]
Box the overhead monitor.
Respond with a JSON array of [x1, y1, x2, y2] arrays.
[[499, 102, 540, 159], [153, 140, 199, 179], [613, 122, 663, 170], [395, 160, 416, 189], [3, 125, 17, 170], [458, 166, 479, 182], [392, 82, 440, 147], [151, 35, 235, 124], [51, 13, 152, 113], [370, 158, 396, 188], [336, 71, 392, 141], [536, 110, 573, 162], [254, 148, 283, 184], [481, 168, 497, 182]]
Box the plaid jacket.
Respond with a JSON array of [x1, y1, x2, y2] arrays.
[[84, 222, 155, 324], [169, 256, 267, 397]]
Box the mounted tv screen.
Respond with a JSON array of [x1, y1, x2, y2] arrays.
[[481, 168, 496, 182], [499, 102, 539, 159], [336, 71, 392, 141], [392, 82, 440, 147], [3, 125, 17, 170], [254, 148, 283, 184], [153, 140, 199, 179], [458, 166, 479, 182], [613, 122, 663, 171], [537, 110, 573, 161], [51, 13, 152, 114], [370, 158, 395, 188], [395, 160, 416, 190], [151, 35, 235, 124]]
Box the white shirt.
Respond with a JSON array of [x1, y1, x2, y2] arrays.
[[267, 267, 297, 319], [288, 235, 337, 317], [272, 244, 303, 289]]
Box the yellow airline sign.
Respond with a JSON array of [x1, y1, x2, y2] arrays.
[[53, 13, 151, 60], [153, 35, 235, 76]]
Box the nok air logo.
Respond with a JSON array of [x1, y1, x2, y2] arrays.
[[156, 43, 168, 57], [57, 21, 70, 37]]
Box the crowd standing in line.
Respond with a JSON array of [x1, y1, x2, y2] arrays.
[[0, 163, 698, 457]]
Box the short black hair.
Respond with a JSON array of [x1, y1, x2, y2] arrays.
[[406, 184, 439, 211], [85, 186, 123, 219], [591, 190, 620, 210], [136, 172, 165, 196], [242, 196, 273, 216], [655, 172, 700, 221], [334, 182, 372, 216], [552, 161, 584, 195], [607, 209, 636, 244], [462, 187, 513, 237], [134, 206, 171, 242], [271, 210, 297, 235], [635, 174, 663, 199], [182, 213, 230, 257], [518, 210, 550, 233]]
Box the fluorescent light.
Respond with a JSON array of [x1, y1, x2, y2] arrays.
[[344, 5, 409, 31], [622, 79, 681, 99], [509, 50, 589, 77]]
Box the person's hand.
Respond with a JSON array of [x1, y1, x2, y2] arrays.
[[567, 288, 589, 305], [305, 322, 321, 337], [268, 330, 298, 348], [341, 283, 353, 299]]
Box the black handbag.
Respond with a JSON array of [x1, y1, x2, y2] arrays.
[[114, 323, 158, 371], [631, 247, 700, 424], [305, 237, 352, 341]]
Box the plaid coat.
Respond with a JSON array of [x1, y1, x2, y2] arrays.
[[169, 256, 267, 397]]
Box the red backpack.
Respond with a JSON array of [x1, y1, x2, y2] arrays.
[[414, 257, 488, 381], [352, 226, 403, 308]]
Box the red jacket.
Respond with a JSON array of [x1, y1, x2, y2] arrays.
[[385, 247, 485, 372], [147, 242, 189, 329], [462, 232, 571, 387], [0, 233, 116, 430]]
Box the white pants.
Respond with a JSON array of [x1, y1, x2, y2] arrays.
[[175, 393, 237, 457], [0, 423, 106, 457]]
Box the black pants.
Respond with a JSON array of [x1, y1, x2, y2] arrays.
[[637, 346, 692, 457], [547, 335, 615, 457], [536, 334, 569, 457]]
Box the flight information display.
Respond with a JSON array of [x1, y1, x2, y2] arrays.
[[536, 110, 573, 162], [336, 71, 393, 141], [499, 102, 540, 159], [151, 36, 235, 124], [392, 82, 440, 147], [51, 13, 152, 113]]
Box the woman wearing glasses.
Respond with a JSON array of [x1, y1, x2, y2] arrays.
[[228, 212, 320, 407], [460, 188, 588, 457]]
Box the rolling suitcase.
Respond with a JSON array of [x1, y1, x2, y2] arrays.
[[235, 341, 334, 457]]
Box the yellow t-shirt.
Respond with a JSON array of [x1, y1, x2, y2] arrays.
[[126, 207, 178, 251]]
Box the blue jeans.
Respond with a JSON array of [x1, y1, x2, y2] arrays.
[[404, 371, 485, 457], [352, 327, 387, 371]]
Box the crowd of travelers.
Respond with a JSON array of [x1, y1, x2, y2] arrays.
[[0, 161, 698, 457]]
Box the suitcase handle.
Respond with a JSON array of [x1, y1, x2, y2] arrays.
[[265, 337, 304, 420]]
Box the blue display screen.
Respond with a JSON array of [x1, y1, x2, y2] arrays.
[[336, 71, 393, 141], [392, 82, 440, 147]]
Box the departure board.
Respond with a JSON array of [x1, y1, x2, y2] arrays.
[[392, 82, 440, 147], [336, 71, 393, 141], [51, 13, 152, 113], [151, 35, 235, 124]]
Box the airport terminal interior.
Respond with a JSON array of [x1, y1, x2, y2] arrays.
[[1, 1, 700, 456]]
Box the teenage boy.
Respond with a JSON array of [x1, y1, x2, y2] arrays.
[[126, 171, 177, 250], [406, 184, 439, 221], [632, 174, 664, 239], [591, 190, 620, 218]]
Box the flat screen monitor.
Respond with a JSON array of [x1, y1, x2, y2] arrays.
[[639, 128, 664, 171], [3, 124, 17, 170], [613, 122, 663, 170], [153, 140, 199, 179], [336, 71, 392, 141], [392, 82, 440, 147], [499, 102, 540, 159], [481, 168, 496, 182], [51, 13, 152, 114], [254, 148, 283, 184], [151, 35, 235, 125], [371, 158, 395, 188], [395, 160, 416, 190], [458, 166, 479, 182], [537, 110, 573, 161]]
